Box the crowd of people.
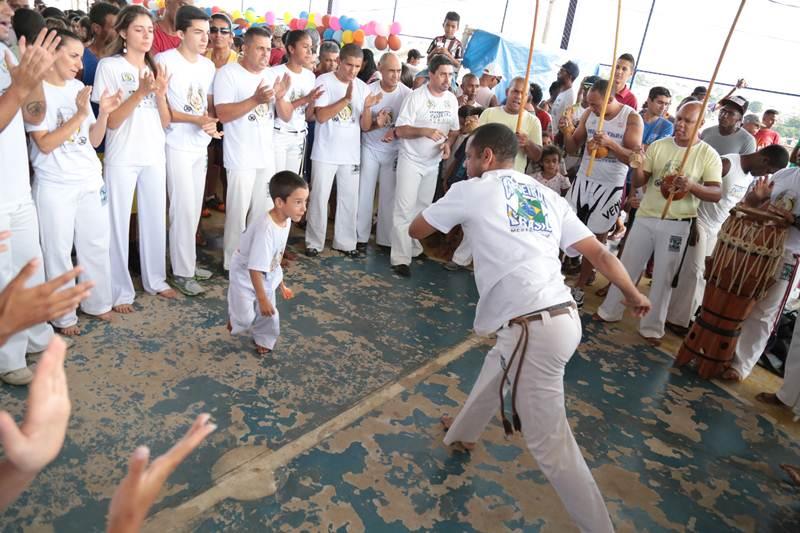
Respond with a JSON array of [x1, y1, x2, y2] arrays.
[[2, 0, 800, 529]]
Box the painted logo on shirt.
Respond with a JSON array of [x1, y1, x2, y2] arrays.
[[425, 98, 455, 124], [57, 107, 87, 150], [502, 175, 551, 234], [334, 102, 354, 124], [774, 190, 796, 213], [182, 84, 206, 114], [121, 72, 135, 83], [248, 102, 273, 122], [288, 88, 308, 118]]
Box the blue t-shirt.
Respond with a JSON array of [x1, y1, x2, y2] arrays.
[[642, 116, 674, 146], [81, 48, 104, 152]]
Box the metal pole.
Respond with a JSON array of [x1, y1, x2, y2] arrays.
[[500, 0, 510, 33], [327, 0, 334, 15], [392, 0, 398, 22], [630, 0, 656, 86], [560, 0, 579, 50]]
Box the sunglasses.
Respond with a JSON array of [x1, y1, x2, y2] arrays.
[[209, 27, 231, 35]]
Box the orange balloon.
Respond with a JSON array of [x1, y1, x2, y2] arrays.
[[388, 34, 401, 51], [374, 35, 388, 50], [353, 29, 365, 45]]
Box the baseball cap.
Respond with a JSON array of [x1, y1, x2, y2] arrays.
[[742, 114, 762, 126], [692, 86, 707, 96], [482, 63, 503, 79], [719, 95, 749, 115], [561, 60, 580, 81]]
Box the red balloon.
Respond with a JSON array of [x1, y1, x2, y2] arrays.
[[322, 14, 331, 27], [374, 35, 388, 50], [388, 34, 401, 51], [211, 6, 220, 14]]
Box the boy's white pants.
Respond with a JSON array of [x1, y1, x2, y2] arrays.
[[777, 318, 800, 417], [357, 146, 397, 247], [166, 147, 207, 278], [33, 179, 112, 328], [223, 167, 274, 270], [666, 220, 716, 328], [105, 163, 170, 306], [597, 216, 691, 339], [0, 201, 54, 372], [444, 308, 613, 533], [391, 154, 439, 266], [228, 268, 281, 350], [273, 129, 305, 175], [306, 161, 359, 252], [452, 233, 472, 266]]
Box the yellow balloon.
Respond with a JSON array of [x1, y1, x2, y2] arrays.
[[257, 16, 265, 23], [342, 29, 353, 44], [157, 0, 165, 8], [232, 10, 241, 19], [308, 13, 315, 23], [283, 11, 292, 22], [245, 12, 255, 22]]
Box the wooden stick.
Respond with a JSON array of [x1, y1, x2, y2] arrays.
[[586, 0, 622, 177], [661, 0, 747, 219], [516, 0, 541, 133]]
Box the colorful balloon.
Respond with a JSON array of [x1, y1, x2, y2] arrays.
[[232, 10, 241, 19], [329, 16, 340, 31], [390, 22, 402, 35], [299, 11, 308, 19], [374, 35, 388, 50], [332, 29, 343, 43], [375, 23, 388, 37], [353, 29, 365, 45], [211, 6, 220, 14], [388, 34, 401, 51], [342, 30, 353, 44], [283, 11, 292, 23], [322, 14, 331, 27], [264, 11, 275, 25], [297, 18, 307, 29], [323, 28, 334, 40]]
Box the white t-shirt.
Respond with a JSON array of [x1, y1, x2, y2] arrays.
[[271, 63, 316, 133], [26, 80, 102, 189], [0, 43, 32, 212], [310, 72, 369, 165], [231, 212, 291, 290], [422, 168, 593, 335], [213, 62, 278, 170], [769, 167, 800, 256], [396, 85, 460, 166], [550, 86, 576, 126], [474, 85, 495, 108], [155, 49, 216, 152], [697, 153, 753, 231], [362, 80, 411, 154], [91, 55, 165, 167], [576, 104, 636, 187]]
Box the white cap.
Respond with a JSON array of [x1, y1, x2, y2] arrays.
[[482, 63, 503, 78]]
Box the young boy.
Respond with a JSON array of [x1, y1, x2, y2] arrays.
[[533, 145, 571, 196], [227, 171, 308, 354], [426, 11, 463, 69]]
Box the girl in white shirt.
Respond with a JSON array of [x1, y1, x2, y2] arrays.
[[92, 5, 176, 312], [26, 29, 123, 335]]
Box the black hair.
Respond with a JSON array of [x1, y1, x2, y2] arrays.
[[759, 144, 789, 170], [175, 5, 209, 33], [12, 8, 46, 43], [285, 29, 310, 56], [269, 171, 308, 201], [541, 144, 562, 161], [428, 54, 454, 74], [358, 48, 377, 83], [590, 78, 610, 95], [468, 123, 518, 163], [78, 16, 91, 41], [233, 35, 243, 50], [400, 63, 413, 88], [107, 5, 156, 73], [461, 72, 478, 84], [407, 49, 421, 61], [618, 52, 635, 68], [88, 2, 119, 27], [647, 86, 671, 100], [458, 105, 483, 119], [444, 11, 460, 23], [244, 25, 271, 45], [210, 13, 232, 29], [41, 7, 66, 20], [529, 83, 543, 105], [764, 109, 779, 116], [338, 43, 362, 62], [53, 27, 81, 48], [548, 80, 560, 101], [45, 17, 67, 30]]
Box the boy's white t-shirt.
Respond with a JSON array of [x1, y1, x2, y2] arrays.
[[0, 42, 31, 212], [422, 168, 592, 335], [155, 48, 216, 152], [26, 80, 103, 189], [213, 62, 278, 170], [396, 84, 460, 166], [697, 153, 753, 231], [271, 63, 316, 133], [362, 80, 411, 154], [231, 212, 291, 290], [310, 72, 369, 165], [91, 55, 165, 167]]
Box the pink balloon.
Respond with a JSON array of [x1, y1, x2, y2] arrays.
[[297, 18, 307, 29], [265, 11, 275, 25], [390, 22, 402, 35], [329, 16, 340, 31], [375, 23, 388, 37]]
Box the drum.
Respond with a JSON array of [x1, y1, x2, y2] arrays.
[[676, 205, 789, 378]]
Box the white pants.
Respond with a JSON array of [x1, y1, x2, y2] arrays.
[[306, 161, 359, 252], [0, 201, 54, 372], [391, 155, 439, 266], [273, 129, 306, 175], [357, 147, 397, 246], [105, 163, 170, 306], [33, 180, 112, 328], [166, 147, 207, 278], [732, 252, 800, 378], [598, 217, 691, 339], [452, 233, 472, 266], [445, 309, 613, 533], [223, 168, 274, 270], [666, 221, 716, 328], [777, 318, 800, 417], [228, 268, 280, 349]]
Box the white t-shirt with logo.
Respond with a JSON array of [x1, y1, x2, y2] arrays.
[[576, 104, 635, 187], [213, 62, 278, 170], [271, 63, 316, 133], [26, 80, 102, 189], [697, 153, 753, 232], [230, 213, 291, 291], [550, 86, 576, 128], [155, 48, 216, 152], [396, 85, 460, 166], [310, 72, 369, 166], [362, 80, 411, 154], [91, 55, 165, 167], [0, 43, 32, 212], [422, 168, 593, 335], [769, 167, 800, 256]]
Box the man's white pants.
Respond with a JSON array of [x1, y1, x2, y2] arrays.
[[777, 318, 800, 417], [391, 155, 438, 266], [228, 269, 280, 350], [166, 147, 206, 278], [223, 167, 274, 270], [33, 180, 112, 328], [732, 252, 800, 379], [598, 216, 691, 338], [106, 164, 170, 306], [0, 201, 54, 372], [273, 129, 305, 175], [357, 146, 397, 246], [666, 221, 716, 328], [444, 309, 613, 533], [306, 161, 359, 252]]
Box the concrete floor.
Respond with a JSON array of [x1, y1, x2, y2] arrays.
[[1, 214, 800, 532]]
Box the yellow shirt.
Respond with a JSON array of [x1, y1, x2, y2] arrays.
[[638, 137, 722, 219], [205, 49, 239, 68], [478, 107, 542, 173]]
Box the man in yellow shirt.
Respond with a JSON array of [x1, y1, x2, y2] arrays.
[[596, 101, 722, 343]]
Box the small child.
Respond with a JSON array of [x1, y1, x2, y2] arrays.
[[227, 171, 309, 354], [426, 11, 463, 69], [533, 145, 571, 196]]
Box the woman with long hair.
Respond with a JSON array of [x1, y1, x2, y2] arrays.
[[91, 4, 175, 313]]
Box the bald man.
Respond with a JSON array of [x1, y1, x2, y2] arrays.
[[597, 102, 722, 344]]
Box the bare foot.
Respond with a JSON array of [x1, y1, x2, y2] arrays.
[[93, 311, 115, 322], [780, 464, 800, 485], [639, 333, 662, 347], [255, 342, 272, 355], [720, 368, 743, 382], [158, 288, 177, 299], [596, 284, 610, 297], [755, 392, 786, 407], [226, 319, 232, 333], [56, 325, 81, 336], [113, 304, 135, 314], [440, 415, 475, 450]]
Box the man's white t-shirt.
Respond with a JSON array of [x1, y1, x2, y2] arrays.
[[155, 48, 216, 152], [474, 85, 495, 108], [550, 86, 576, 126], [231, 213, 291, 291], [769, 167, 800, 256], [0, 43, 31, 212], [91, 55, 165, 167], [26, 80, 102, 189], [271, 63, 316, 133], [396, 84, 459, 166], [697, 153, 753, 231], [362, 80, 411, 154], [213, 62, 278, 170], [422, 168, 593, 335], [311, 72, 369, 165]]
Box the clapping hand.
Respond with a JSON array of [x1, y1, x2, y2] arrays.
[[364, 92, 383, 109], [274, 73, 291, 101], [74, 86, 92, 118], [97, 89, 124, 115], [6, 28, 59, 98]]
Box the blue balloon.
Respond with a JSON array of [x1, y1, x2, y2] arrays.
[[323, 28, 334, 40], [204, 7, 211, 15], [299, 10, 308, 19], [333, 29, 343, 42], [349, 19, 360, 31], [340, 16, 348, 28]]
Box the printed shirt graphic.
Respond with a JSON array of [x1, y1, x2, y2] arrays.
[[504, 175, 552, 235], [362, 80, 411, 154], [0, 42, 31, 211], [396, 84, 460, 165], [310, 72, 369, 165]]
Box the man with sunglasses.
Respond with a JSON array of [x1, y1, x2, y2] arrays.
[[699, 95, 756, 156], [206, 12, 236, 68]]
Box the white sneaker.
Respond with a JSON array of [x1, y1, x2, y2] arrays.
[[0, 367, 33, 386], [173, 276, 206, 296], [571, 287, 585, 309], [194, 267, 213, 281]]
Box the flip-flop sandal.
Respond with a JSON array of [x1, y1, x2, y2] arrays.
[[780, 464, 800, 485], [755, 392, 786, 406]]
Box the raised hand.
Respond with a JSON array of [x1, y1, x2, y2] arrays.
[[364, 91, 383, 109], [751, 176, 773, 203], [376, 109, 391, 128], [153, 63, 170, 98], [344, 81, 353, 102], [274, 73, 291, 101], [305, 85, 325, 104], [252, 79, 272, 105], [98, 89, 124, 115], [198, 114, 221, 138], [75, 85, 92, 118], [136, 69, 156, 97], [6, 28, 60, 98]]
